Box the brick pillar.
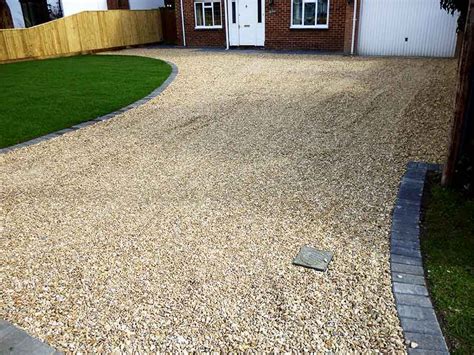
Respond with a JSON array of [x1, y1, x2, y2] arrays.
[[343, 0, 359, 55], [107, 0, 130, 10]]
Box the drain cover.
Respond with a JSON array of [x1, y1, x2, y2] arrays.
[[293, 245, 333, 272]]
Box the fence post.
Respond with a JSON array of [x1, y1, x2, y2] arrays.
[[442, 0, 474, 195]]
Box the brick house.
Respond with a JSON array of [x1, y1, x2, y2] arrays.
[[174, 0, 459, 56], [176, 0, 356, 53]]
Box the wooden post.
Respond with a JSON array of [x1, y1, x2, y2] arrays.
[[442, 0, 474, 195]]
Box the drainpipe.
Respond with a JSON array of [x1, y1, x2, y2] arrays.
[[180, 0, 186, 46], [350, 0, 358, 55], [223, 0, 229, 49]]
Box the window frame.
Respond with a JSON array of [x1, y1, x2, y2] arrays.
[[194, 0, 223, 29], [290, 0, 330, 29]]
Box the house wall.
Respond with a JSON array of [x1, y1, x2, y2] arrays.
[[265, 0, 348, 51], [6, 0, 24, 27], [6, 0, 61, 28], [129, 0, 164, 10], [176, 0, 226, 47], [61, 0, 107, 16], [61, 0, 163, 16], [176, 0, 354, 52]]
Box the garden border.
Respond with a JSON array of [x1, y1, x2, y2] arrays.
[[391, 161, 449, 354], [0, 61, 178, 155], [0, 320, 61, 354]]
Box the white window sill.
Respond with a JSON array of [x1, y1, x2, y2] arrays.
[[290, 25, 329, 30], [195, 26, 223, 30]]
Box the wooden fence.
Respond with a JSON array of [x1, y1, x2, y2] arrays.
[[0, 10, 163, 62]]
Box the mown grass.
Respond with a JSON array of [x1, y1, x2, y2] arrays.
[[0, 55, 172, 148], [422, 180, 474, 354]]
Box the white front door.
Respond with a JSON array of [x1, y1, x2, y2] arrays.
[[228, 0, 265, 46], [238, 0, 257, 45]]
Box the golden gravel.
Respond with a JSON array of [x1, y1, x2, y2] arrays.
[[0, 48, 457, 353]]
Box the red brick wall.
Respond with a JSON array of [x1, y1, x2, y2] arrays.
[[265, 0, 348, 51], [176, 0, 227, 47], [343, 1, 360, 54], [176, 0, 354, 52]]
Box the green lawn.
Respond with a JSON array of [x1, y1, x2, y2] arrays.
[[0, 55, 172, 148], [422, 180, 474, 354]]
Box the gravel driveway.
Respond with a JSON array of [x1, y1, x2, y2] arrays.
[[0, 48, 456, 352]]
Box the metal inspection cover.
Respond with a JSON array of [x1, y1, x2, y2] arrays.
[[293, 245, 334, 272]]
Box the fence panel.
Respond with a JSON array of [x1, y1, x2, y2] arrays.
[[0, 9, 163, 62]]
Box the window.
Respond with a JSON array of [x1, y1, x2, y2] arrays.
[[291, 0, 329, 29], [257, 0, 262, 23], [231, 1, 236, 24], [195, 0, 222, 28]]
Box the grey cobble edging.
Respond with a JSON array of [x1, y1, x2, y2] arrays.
[[0, 61, 178, 155], [391, 161, 449, 354], [0, 320, 61, 354]]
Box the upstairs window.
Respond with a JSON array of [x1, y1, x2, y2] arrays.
[[195, 0, 222, 29], [291, 0, 329, 29]]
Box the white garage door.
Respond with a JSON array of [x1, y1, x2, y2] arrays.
[[358, 0, 459, 57]]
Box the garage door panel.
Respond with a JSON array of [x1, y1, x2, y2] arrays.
[[358, 0, 458, 57]]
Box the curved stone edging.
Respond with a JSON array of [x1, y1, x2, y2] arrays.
[[0, 320, 62, 354], [391, 161, 449, 354], [0, 61, 178, 155]]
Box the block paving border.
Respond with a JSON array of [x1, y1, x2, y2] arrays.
[[0, 320, 61, 354], [0, 61, 178, 155], [391, 161, 449, 354]]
